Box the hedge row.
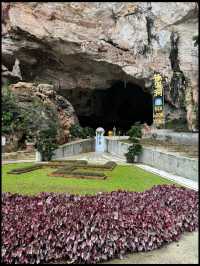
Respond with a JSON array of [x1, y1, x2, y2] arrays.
[[49, 166, 107, 180], [50, 160, 88, 165], [7, 164, 43, 174], [7, 161, 116, 175], [81, 161, 117, 171]]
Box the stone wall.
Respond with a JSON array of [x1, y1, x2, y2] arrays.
[[51, 137, 198, 181], [52, 138, 95, 160], [105, 138, 198, 181]]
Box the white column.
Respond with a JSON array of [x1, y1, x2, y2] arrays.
[[35, 150, 42, 162]]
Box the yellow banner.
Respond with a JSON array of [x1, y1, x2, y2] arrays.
[[153, 74, 163, 97], [153, 73, 164, 126]]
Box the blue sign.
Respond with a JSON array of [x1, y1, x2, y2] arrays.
[[154, 97, 163, 106]]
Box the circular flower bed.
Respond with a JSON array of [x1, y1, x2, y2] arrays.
[[2, 185, 198, 264]]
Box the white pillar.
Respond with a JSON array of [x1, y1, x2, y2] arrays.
[[2, 136, 6, 153], [95, 127, 105, 153], [35, 150, 42, 162]]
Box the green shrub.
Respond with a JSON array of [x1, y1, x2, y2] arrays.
[[125, 123, 143, 163], [69, 124, 83, 138], [69, 125, 95, 139], [165, 118, 188, 131], [2, 85, 28, 135], [82, 127, 95, 138], [2, 85, 62, 152], [125, 143, 143, 163], [127, 123, 142, 142], [35, 128, 58, 161]]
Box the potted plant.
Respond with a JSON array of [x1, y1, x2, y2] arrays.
[[125, 123, 143, 163], [125, 141, 142, 163]]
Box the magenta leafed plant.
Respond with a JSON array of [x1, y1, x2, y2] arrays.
[[2, 185, 198, 264]]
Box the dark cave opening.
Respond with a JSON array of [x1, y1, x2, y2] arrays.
[[77, 81, 153, 133]]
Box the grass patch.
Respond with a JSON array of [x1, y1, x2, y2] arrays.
[[2, 162, 179, 196]]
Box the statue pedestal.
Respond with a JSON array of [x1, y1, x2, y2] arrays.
[[95, 127, 105, 153], [35, 150, 42, 162]]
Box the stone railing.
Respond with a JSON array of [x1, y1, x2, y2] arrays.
[[105, 137, 198, 181], [51, 138, 95, 160]]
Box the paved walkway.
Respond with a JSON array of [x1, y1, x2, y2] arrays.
[[101, 231, 198, 264], [136, 164, 198, 191]]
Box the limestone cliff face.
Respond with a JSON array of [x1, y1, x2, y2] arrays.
[[6, 82, 78, 151], [2, 2, 198, 130]]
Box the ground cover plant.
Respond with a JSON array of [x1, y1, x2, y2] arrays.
[[49, 165, 107, 180], [2, 185, 198, 264], [7, 160, 89, 174], [7, 161, 117, 180], [3, 163, 178, 195]]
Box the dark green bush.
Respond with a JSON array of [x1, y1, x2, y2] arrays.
[[125, 123, 143, 163], [35, 128, 58, 161], [2, 86, 28, 135], [69, 125, 95, 139], [82, 127, 95, 138], [69, 124, 83, 138], [2, 85, 61, 154], [81, 161, 117, 170], [125, 143, 143, 163], [127, 123, 142, 142]]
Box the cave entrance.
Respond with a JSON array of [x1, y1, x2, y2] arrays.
[[77, 81, 153, 133]]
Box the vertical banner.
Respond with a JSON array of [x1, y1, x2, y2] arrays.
[[153, 73, 165, 126]]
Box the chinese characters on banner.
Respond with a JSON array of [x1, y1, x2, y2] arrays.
[[153, 73, 165, 126]]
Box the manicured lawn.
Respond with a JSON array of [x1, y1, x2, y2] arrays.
[[2, 162, 178, 195]]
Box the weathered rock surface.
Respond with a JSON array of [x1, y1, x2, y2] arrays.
[[2, 2, 198, 130], [2, 59, 22, 85], [7, 82, 78, 150]]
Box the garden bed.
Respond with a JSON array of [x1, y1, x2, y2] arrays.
[[80, 161, 117, 170], [49, 172, 107, 180], [7, 161, 116, 177], [2, 185, 198, 264], [48, 163, 112, 180], [7, 160, 88, 174]]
